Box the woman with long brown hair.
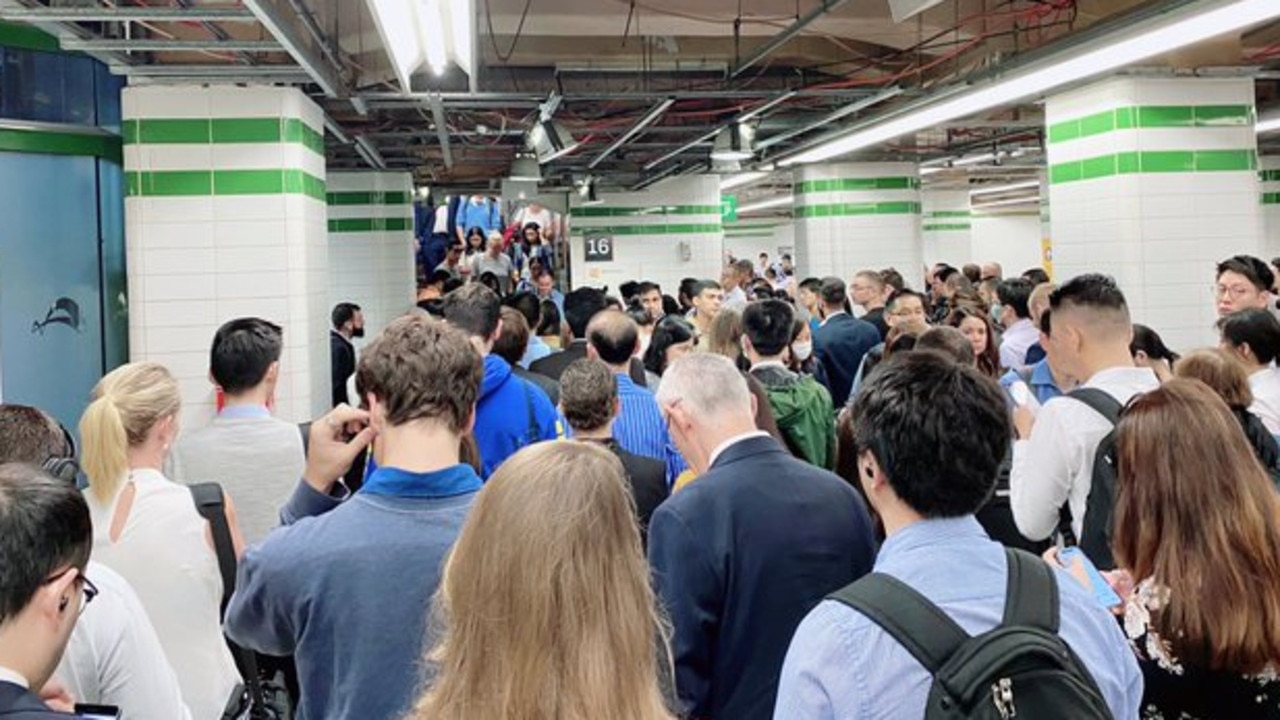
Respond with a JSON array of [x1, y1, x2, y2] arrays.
[[946, 306, 1001, 378], [1111, 378, 1280, 718], [407, 441, 676, 720]]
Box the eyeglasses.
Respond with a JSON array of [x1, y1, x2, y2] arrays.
[[45, 567, 98, 616], [1214, 284, 1257, 300]]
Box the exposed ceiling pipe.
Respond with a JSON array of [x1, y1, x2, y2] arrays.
[[354, 136, 387, 169], [757, 87, 904, 150], [589, 97, 675, 169], [358, 89, 879, 102], [642, 91, 799, 171], [62, 39, 281, 52], [728, 0, 853, 79], [241, 0, 344, 97], [429, 93, 455, 169], [113, 65, 313, 78], [0, 6, 257, 22]]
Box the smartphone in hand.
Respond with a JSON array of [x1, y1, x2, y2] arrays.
[[1059, 547, 1123, 609]]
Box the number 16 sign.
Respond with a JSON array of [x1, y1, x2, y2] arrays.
[[584, 233, 614, 262]]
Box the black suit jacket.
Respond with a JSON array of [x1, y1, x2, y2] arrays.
[[529, 340, 647, 387], [0, 682, 73, 718], [329, 331, 356, 407], [597, 439, 668, 546], [513, 365, 560, 406], [813, 313, 882, 405], [647, 435, 877, 720]]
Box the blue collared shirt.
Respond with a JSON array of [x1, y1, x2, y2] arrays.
[[609, 373, 687, 483], [999, 358, 1064, 406], [520, 334, 553, 368], [773, 516, 1143, 720], [537, 288, 566, 319]]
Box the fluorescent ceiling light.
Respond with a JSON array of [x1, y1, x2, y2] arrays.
[[1259, 117, 1280, 134], [366, 0, 474, 89], [721, 171, 771, 191], [781, 0, 1280, 166], [738, 196, 793, 214], [973, 195, 1040, 210], [970, 180, 1040, 197], [509, 154, 541, 182], [951, 152, 997, 167], [919, 166, 945, 176]]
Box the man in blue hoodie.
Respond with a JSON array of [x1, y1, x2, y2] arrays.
[[443, 283, 561, 478]]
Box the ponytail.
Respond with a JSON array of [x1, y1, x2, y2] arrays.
[[80, 393, 129, 502]]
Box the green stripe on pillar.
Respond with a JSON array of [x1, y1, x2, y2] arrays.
[[574, 205, 720, 217], [1048, 105, 1255, 144], [1049, 150, 1256, 183], [0, 127, 122, 163], [125, 169, 326, 199], [924, 210, 971, 218], [569, 223, 722, 235], [924, 223, 972, 231], [1263, 193, 1280, 205], [794, 201, 921, 218], [793, 177, 920, 194], [0, 21, 60, 52], [326, 191, 413, 205], [125, 117, 324, 155], [328, 217, 414, 232]]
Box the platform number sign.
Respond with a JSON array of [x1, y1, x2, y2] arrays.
[[584, 233, 614, 262]]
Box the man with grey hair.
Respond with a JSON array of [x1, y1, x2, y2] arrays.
[[648, 353, 876, 720], [721, 258, 755, 312]]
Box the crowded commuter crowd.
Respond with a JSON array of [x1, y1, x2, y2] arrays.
[[6, 239, 1280, 720]]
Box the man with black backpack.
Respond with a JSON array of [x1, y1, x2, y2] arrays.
[[1008, 274, 1159, 568], [773, 351, 1141, 719]]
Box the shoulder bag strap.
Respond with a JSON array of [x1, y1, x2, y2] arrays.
[[827, 573, 970, 674], [1001, 548, 1060, 632], [1066, 387, 1124, 426], [189, 484, 265, 712]]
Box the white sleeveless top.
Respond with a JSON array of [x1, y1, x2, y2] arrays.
[[86, 468, 240, 720]]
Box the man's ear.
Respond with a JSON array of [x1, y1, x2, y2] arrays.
[[859, 451, 888, 491]]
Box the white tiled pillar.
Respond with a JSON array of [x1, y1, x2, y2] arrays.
[[569, 176, 723, 293], [326, 172, 416, 336], [723, 220, 780, 261], [1046, 77, 1261, 351], [1263, 157, 1280, 260], [793, 162, 923, 288], [922, 190, 972, 266], [123, 86, 330, 428]]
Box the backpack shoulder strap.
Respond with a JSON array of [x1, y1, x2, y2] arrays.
[[1066, 387, 1123, 427], [1001, 548, 1060, 632], [827, 573, 970, 674], [189, 483, 236, 615]]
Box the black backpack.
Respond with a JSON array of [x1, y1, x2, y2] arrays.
[[828, 548, 1113, 720], [1058, 388, 1123, 570]]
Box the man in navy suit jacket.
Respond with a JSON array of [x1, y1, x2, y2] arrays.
[[649, 353, 876, 720], [0, 465, 95, 718], [813, 276, 883, 404]]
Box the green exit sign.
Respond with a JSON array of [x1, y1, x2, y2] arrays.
[[721, 195, 737, 222]]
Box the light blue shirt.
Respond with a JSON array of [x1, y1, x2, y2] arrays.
[[610, 373, 687, 483], [520, 334, 553, 369], [999, 358, 1064, 406], [773, 516, 1143, 720], [454, 197, 501, 235], [537, 288, 565, 319]]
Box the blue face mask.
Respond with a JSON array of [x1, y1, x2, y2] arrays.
[[990, 302, 1003, 325]]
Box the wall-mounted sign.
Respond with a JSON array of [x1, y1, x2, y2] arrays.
[[721, 195, 738, 222], [584, 233, 613, 263]]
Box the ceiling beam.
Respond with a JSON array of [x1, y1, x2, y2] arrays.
[[241, 0, 344, 97], [0, 6, 257, 22], [729, 0, 854, 79], [428, 93, 454, 170], [114, 64, 311, 79], [62, 39, 282, 52]]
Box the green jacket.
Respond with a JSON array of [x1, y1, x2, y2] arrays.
[[752, 365, 837, 470]]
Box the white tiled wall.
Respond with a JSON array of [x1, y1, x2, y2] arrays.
[[326, 172, 416, 340], [724, 221, 782, 261], [1047, 78, 1261, 352], [124, 86, 330, 428], [1263, 156, 1280, 260], [794, 162, 923, 289], [568, 176, 724, 296], [971, 215, 1044, 278], [922, 189, 972, 266]]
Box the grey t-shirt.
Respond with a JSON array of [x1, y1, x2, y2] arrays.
[[168, 412, 306, 545], [471, 253, 514, 294]]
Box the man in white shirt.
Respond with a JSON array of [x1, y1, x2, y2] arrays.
[[470, 234, 516, 295], [720, 259, 754, 312], [997, 277, 1039, 369], [1009, 274, 1159, 544], [169, 318, 305, 545], [0, 404, 191, 719]]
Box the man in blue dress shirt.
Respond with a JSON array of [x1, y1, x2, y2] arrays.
[[773, 350, 1142, 719]]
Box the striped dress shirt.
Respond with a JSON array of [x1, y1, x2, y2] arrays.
[[612, 373, 687, 483]]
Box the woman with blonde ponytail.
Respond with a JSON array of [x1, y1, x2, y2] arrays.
[[407, 441, 676, 720], [80, 362, 243, 719]]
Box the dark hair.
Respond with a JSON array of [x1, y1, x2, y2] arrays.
[[1217, 255, 1275, 293], [644, 315, 697, 376], [742, 300, 796, 358], [635, 281, 660, 298], [536, 300, 562, 337], [419, 298, 446, 318], [493, 307, 531, 366], [331, 302, 361, 330], [559, 359, 618, 432], [0, 405, 69, 468], [355, 315, 482, 432], [209, 317, 283, 395], [819, 276, 847, 306], [506, 292, 543, 330], [691, 280, 722, 299], [799, 277, 823, 295], [915, 326, 976, 366], [0, 463, 92, 624], [1220, 309, 1280, 365], [962, 263, 981, 284], [935, 266, 959, 284], [678, 278, 699, 305], [587, 310, 640, 366], [618, 282, 640, 304], [1047, 273, 1130, 333], [442, 283, 502, 339], [887, 289, 926, 312], [845, 352, 1010, 517], [478, 272, 502, 297], [564, 287, 609, 340], [443, 278, 465, 294], [945, 306, 1000, 378], [625, 302, 655, 329], [880, 268, 906, 293], [1130, 324, 1179, 364], [661, 295, 681, 318], [996, 279, 1034, 320], [1021, 267, 1050, 286]]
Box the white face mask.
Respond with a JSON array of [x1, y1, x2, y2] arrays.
[[792, 341, 813, 362]]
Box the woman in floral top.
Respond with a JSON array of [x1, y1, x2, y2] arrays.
[[1109, 379, 1280, 719]]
